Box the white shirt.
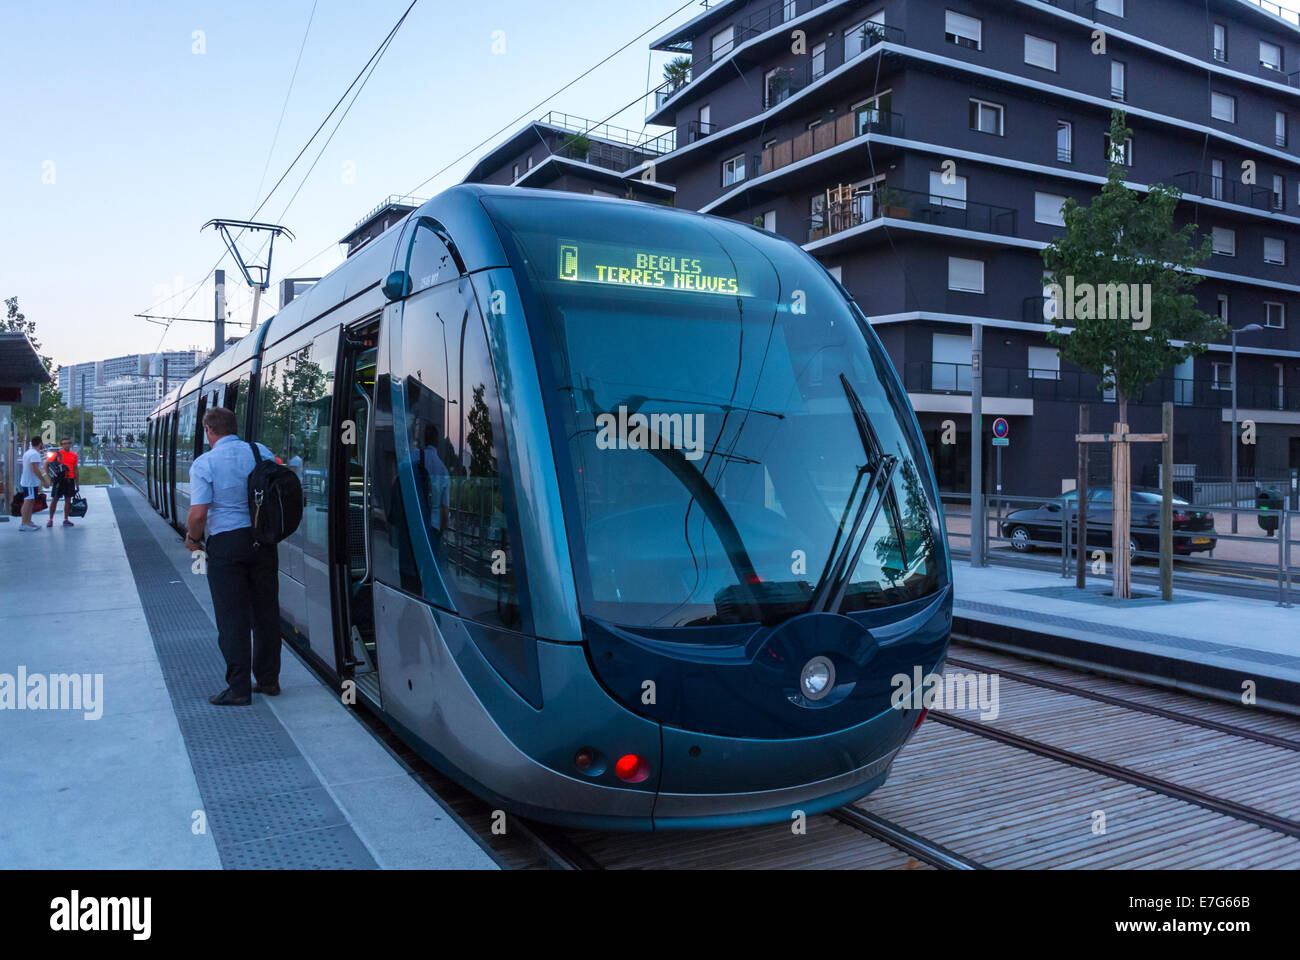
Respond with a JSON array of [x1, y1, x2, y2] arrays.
[[20, 448, 45, 487]]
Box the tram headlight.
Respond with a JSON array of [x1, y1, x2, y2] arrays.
[[800, 656, 836, 701]]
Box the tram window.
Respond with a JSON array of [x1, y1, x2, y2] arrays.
[[405, 221, 458, 294], [447, 307, 521, 629], [232, 374, 251, 436], [175, 394, 199, 496]]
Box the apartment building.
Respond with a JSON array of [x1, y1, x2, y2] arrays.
[[461, 111, 676, 203], [94, 376, 164, 443], [632, 0, 1300, 494]]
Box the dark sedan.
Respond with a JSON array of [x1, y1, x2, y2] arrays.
[[999, 487, 1216, 558]]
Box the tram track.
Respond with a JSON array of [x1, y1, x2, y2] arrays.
[[928, 711, 1300, 841], [944, 649, 1300, 752]]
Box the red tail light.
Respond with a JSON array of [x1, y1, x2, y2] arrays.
[[615, 754, 651, 783], [1172, 510, 1189, 522], [914, 708, 928, 730]]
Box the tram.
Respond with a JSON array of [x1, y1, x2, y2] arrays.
[[146, 185, 952, 829]]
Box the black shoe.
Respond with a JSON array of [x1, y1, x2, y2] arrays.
[[253, 682, 281, 696], [209, 688, 252, 706]]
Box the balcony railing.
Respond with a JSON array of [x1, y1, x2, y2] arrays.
[[758, 109, 904, 178], [903, 364, 1300, 411], [1023, 296, 1062, 324], [763, 22, 904, 109], [805, 186, 1017, 244], [1241, 0, 1300, 27], [1169, 171, 1274, 211], [686, 119, 716, 143]]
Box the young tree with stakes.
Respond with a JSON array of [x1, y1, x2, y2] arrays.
[[1041, 110, 1225, 596]]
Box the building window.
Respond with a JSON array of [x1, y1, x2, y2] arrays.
[[1212, 226, 1236, 256], [948, 256, 985, 293], [1213, 23, 1227, 62], [764, 67, 794, 108], [526, 155, 534, 170], [721, 154, 745, 186], [929, 171, 967, 209], [1034, 192, 1067, 226], [1096, 0, 1124, 15], [969, 98, 1004, 135], [1211, 91, 1236, 123], [1265, 237, 1287, 265], [945, 10, 982, 51], [1212, 361, 1233, 390], [512, 163, 520, 180], [1217, 294, 1229, 322], [1265, 301, 1286, 329], [762, 210, 776, 231], [812, 41, 826, 79], [711, 26, 734, 61], [1261, 40, 1283, 72], [1025, 34, 1057, 71], [1211, 158, 1225, 199], [1104, 133, 1132, 165], [827, 265, 843, 282], [1110, 60, 1126, 101], [1273, 174, 1285, 211], [782, 0, 797, 22], [1028, 345, 1061, 381], [1057, 120, 1073, 162], [932, 333, 972, 391], [1277, 111, 1288, 148]]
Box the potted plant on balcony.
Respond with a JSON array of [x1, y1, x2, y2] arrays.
[[663, 56, 691, 92], [863, 21, 888, 46], [561, 134, 591, 162], [876, 186, 911, 220]]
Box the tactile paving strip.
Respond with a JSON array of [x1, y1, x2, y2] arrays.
[[108, 488, 376, 869]]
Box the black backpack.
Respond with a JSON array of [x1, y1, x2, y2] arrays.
[[247, 442, 303, 544]]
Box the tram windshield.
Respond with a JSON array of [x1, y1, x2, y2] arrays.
[[486, 195, 943, 629]]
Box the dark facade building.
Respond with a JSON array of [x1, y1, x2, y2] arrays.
[[634, 0, 1300, 496], [461, 111, 676, 204]]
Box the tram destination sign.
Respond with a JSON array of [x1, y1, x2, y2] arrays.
[[557, 239, 741, 295]]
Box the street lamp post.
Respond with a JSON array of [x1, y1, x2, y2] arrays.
[[1231, 323, 1263, 533]]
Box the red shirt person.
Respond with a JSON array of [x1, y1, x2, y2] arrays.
[[46, 438, 79, 527]]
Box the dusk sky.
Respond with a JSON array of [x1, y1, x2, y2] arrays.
[[0, 0, 699, 369]]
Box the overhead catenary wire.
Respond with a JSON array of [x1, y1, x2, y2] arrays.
[[138, 0, 420, 349]]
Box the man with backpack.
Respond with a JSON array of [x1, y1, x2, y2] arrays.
[[46, 437, 79, 527], [186, 407, 282, 707]]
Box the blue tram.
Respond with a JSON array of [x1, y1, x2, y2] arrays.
[[147, 186, 952, 829]]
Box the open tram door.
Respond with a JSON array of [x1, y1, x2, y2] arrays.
[[331, 316, 383, 706]]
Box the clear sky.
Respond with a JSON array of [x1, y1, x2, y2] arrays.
[[0, 0, 701, 369], [6, 0, 1300, 371]]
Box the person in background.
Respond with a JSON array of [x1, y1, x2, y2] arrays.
[[46, 437, 79, 527], [18, 437, 48, 532], [421, 424, 451, 548], [186, 407, 280, 707]]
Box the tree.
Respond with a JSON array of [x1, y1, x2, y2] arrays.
[[1042, 110, 1226, 424]]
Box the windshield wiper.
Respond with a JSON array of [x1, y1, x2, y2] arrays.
[[807, 374, 908, 615]]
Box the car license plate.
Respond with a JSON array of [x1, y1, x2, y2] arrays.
[[1192, 537, 1211, 545]]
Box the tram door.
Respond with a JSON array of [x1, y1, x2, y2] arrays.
[[332, 317, 382, 704]]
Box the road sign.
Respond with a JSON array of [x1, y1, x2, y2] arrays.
[[992, 437, 1009, 446], [992, 417, 1010, 439]]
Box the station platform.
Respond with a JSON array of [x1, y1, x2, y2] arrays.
[[0, 485, 497, 870], [952, 562, 1300, 714]]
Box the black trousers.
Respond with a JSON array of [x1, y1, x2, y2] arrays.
[[206, 528, 280, 698]]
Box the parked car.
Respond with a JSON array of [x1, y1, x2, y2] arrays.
[[999, 486, 1216, 558]]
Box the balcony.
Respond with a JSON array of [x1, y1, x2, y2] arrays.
[[805, 186, 1017, 244], [762, 23, 904, 110], [537, 112, 674, 174], [758, 109, 904, 178], [1168, 171, 1274, 211], [686, 119, 716, 144]]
